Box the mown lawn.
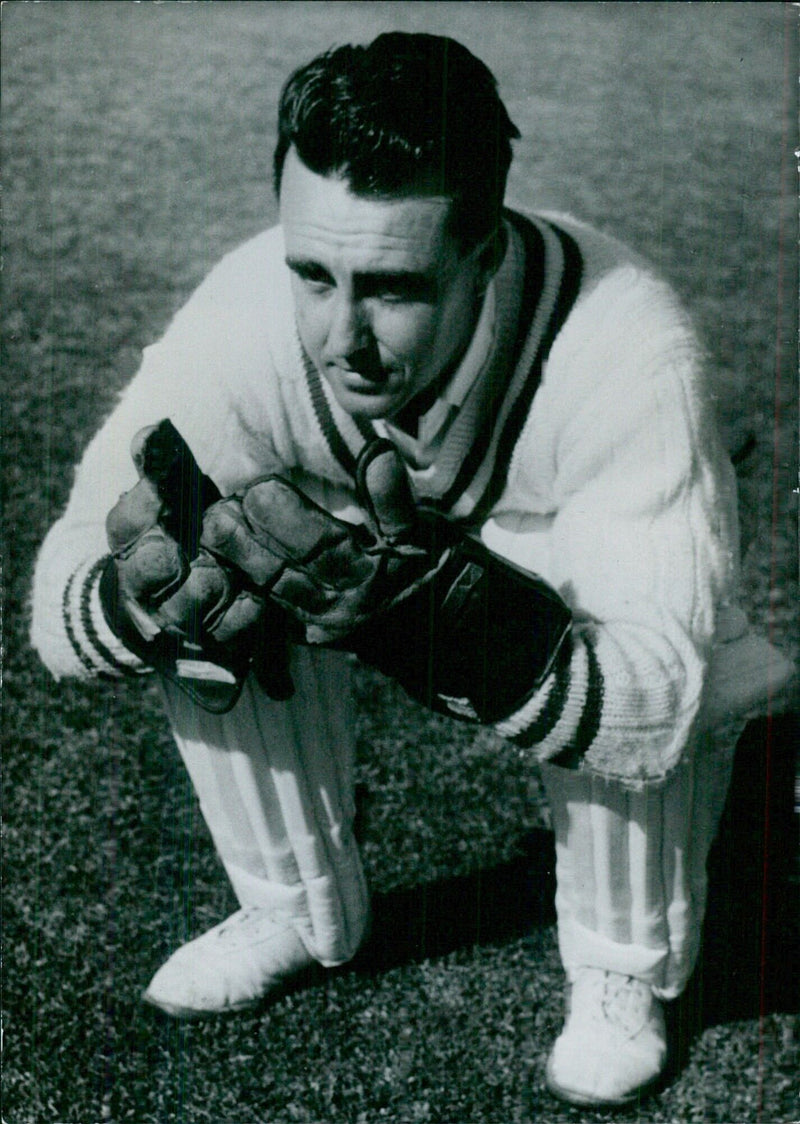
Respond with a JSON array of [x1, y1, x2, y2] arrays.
[[2, 3, 798, 1121]]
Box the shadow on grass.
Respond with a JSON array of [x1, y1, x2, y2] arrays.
[[353, 827, 557, 974], [667, 713, 800, 1072], [350, 716, 797, 1044]]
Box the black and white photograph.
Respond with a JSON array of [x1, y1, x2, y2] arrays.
[[3, 3, 798, 1120]]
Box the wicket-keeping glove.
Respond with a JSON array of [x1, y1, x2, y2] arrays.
[[199, 436, 572, 726], [198, 438, 436, 645], [100, 419, 293, 712]]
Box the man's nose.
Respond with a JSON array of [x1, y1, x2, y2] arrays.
[[326, 293, 371, 360]]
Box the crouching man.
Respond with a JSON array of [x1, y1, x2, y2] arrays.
[[30, 32, 794, 1108]]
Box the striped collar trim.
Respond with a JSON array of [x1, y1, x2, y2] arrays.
[[461, 215, 583, 524], [296, 213, 584, 520], [412, 213, 583, 523]]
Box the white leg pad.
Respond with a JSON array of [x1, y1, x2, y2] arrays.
[[541, 719, 742, 998], [159, 645, 369, 967]]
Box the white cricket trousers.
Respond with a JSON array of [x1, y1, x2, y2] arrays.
[[161, 645, 738, 995], [160, 645, 369, 967], [540, 719, 741, 998]]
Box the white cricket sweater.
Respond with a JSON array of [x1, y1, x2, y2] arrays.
[[30, 210, 743, 785]]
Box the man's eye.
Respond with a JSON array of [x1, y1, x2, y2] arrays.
[[370, 276, 434, 303], [287, 261, 335, 292], [301, 275, 333, 294], [369, 280, 432, 303]]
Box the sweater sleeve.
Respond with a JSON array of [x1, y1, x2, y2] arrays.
[[29, 228, 293, 682], [488, 267, 740, 784]]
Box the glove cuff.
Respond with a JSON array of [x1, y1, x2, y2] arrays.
[[99, 556, 253, 713], [349, 536, 572, 725], [98, 555, 159, 666]]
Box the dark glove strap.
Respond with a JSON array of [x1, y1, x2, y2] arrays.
[[348, 535, 572, 725], [98, 556, 158, 666]]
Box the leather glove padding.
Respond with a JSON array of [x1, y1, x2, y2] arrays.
[[102, 419, 293, 711], [345, 531, 572, 726], [99, 557, 292, 712], [200, 440, 436, 645], [199, 436, 570, 725]]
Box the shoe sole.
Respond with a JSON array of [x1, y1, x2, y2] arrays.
[[141, 989, 265, 1020], [545, 1056, 661, 1108], [140, 958, 327, 1021]]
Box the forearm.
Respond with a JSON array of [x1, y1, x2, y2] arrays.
[[30, 520, 148, 681], [484, 479, 723, 785], [495, 613, 705, 785]]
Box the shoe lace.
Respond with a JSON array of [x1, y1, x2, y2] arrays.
[[213, 906, 272, 940], [599, 973, 652, 1038]]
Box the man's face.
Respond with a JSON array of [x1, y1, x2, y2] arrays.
[[280, 148, 485, 420]]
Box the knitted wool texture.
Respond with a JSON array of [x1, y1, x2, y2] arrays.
[[30, 211, 741, 786]]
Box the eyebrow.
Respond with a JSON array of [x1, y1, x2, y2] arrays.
[[285, 257, 331, 276], [285, 257, 438, 298]]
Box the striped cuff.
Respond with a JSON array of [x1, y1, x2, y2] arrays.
[[497, 633, 604, 769], [62, 557, 149, 679]]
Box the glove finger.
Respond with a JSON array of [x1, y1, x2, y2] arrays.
[[201, 497, 285, 587], [115, 525, 187, 605], [241, 478, 356, 561], [130, 422, 162, 478], [269, 568, 358, 623], [355, 439, 418, 544], [243, 478, 375, 594], [211, 589, 264, 644], [106, 477, 163, 553], [157, 550, 234, 637]]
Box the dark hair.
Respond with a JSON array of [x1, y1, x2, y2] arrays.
[[273, 32, 520, 251]]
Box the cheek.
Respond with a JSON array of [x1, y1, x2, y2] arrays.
[[290, 281, 324, 352], [394, 286, 475, 372], [372, 306, 439, 365]]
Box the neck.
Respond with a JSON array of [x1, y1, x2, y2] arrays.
[[390, 374, 451, 435]]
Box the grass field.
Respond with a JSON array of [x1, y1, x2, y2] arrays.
[[2, 3, 798, 1121]]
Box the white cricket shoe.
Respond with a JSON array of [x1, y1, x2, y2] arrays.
[[545, 968, 667, 1106], [143, 907, 317, 1019]]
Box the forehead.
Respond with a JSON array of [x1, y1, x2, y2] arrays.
[[279, 149, 458, 271]]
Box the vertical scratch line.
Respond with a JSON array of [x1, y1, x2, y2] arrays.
[[758, 6, 794, 1119]]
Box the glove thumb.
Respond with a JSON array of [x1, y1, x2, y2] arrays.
[[130, 418, 221, 554], [355, 439, 418, 546]]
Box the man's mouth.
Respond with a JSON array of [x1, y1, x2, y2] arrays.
[[332, 365, 394, 392]]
